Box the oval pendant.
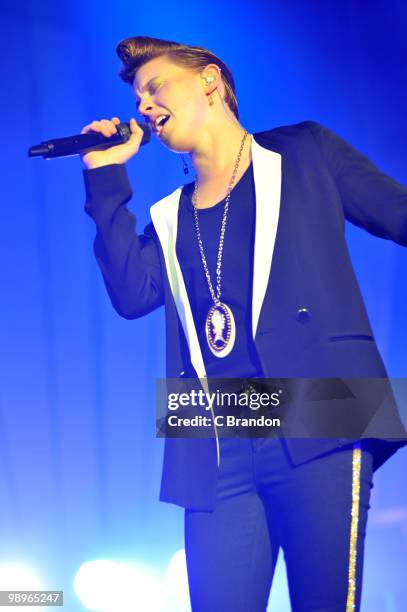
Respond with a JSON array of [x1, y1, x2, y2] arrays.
[[205, 302, 236, 358]]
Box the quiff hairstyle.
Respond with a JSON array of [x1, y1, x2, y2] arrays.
[[116, 36, 239, 119]]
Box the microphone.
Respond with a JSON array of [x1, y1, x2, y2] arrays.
[[28, 121, 151, 159]]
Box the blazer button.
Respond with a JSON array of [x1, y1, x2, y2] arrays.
[[296, 307, 311, 324], [179, 371, 185, 377]]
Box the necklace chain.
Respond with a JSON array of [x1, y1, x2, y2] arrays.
[[192, 131, 250, 305]]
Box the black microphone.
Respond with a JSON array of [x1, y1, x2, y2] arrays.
[[28, 121, 151, 159]]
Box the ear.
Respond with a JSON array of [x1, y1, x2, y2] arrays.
[[200, 63, 223, 96]]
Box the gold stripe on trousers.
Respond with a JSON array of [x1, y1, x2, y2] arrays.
[[346, 445, 362, 611]]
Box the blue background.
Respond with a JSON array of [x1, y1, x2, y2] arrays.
[[1, 1, 406, 609]]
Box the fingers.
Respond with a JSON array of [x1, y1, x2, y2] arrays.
[[81, 117, 144, 138], [81, 118, 121, 136], [100, 119, 117, 136], [79, 116, 144, 167]]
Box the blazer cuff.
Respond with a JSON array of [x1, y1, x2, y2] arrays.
[[83, 164, 132, 199]]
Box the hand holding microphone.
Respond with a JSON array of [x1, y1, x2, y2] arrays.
[[80, 117, 146, 169], [28, 117, 151, 168]]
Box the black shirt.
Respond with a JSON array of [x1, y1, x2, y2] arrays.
[[176, 162, 264, 379]]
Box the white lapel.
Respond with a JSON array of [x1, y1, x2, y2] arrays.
[[149, 136, 282, 386], [150, 184, 209, 386], [251, 137, 282, 339]]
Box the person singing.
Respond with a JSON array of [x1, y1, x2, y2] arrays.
[[82, 35, 407, 611]]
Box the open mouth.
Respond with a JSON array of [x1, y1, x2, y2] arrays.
[[155, 114, 170, 133]]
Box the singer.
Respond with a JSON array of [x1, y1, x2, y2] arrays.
[[82, 36, 407, 611]]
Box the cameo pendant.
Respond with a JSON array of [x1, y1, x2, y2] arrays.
[[205, 302, 236, 357]]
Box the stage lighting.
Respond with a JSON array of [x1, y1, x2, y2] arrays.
[[165, 549, 190, 611], [0, 563, 43, 611], [73, 559, 165, 611]]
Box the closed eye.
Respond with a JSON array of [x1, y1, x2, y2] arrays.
[[148, 83, 159, 94], [135, 82, 160, 111]]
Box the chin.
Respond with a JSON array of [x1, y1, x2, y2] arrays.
[[159, 127, 195, 154]]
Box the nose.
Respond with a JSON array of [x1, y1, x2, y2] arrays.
[[139, 104, 153, 117], [137, 96, 153, 117], [138, 107, 155, 127]]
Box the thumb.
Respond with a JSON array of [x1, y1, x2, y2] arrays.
[[128, 117, 146, 145]]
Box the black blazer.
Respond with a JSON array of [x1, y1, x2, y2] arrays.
[[84, 121, 407, 510]]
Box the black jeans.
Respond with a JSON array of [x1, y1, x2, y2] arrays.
[[185, 437, 373, 611]]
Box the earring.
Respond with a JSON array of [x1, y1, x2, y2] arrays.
[[205, 75, 215, 106], [181, 154, 189, 175]]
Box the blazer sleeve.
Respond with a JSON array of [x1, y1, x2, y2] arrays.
[[83, 163, 164, 319], [305, 121, 407, 246]]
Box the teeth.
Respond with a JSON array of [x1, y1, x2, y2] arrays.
[[155, 115, 169, 128]]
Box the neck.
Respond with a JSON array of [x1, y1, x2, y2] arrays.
[[189, 121, 251, 187]]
